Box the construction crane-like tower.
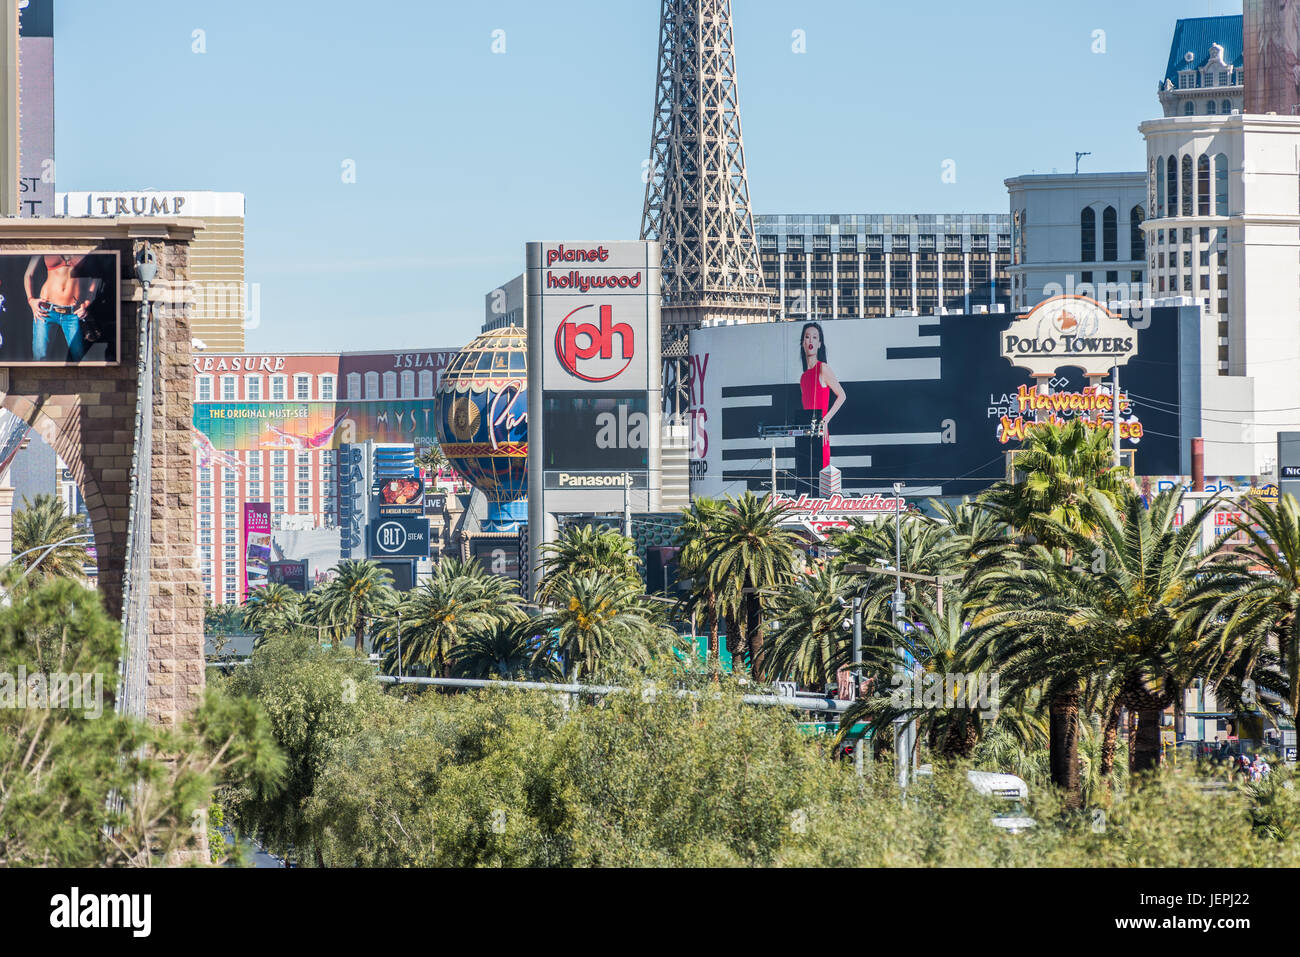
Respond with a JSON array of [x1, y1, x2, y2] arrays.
[[640, 0, 772, 339]]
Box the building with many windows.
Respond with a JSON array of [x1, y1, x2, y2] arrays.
[[192, 348, 458, 605], [59, 190, 249, 352], [753, 214, 1011, 320], [1156, 16, 1245, 119], [1005, 172, 1148, 311]]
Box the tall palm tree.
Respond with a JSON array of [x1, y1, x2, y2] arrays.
[[242, 583, 303, 639], [675, 497, 727, 665], [979, 418, 1130, 551], [537, 523, 641, 606], [415, 442, 447, 476], [12, 493, 89, 582], [765, 563, 856, 688], [1186, 493, 1300, 734], [450, 616, 559, 681], [384, 558, 524, 676], [312, 559, 396, 653], [699, 491, 801, 677], [534, 573, 672, 681]]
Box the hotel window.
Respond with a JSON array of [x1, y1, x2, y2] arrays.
[[1198, 155, 1211, 216], [271, 375, 287, 401], [383, 371, 397, 398], [271, 451, 287, 467], [248, 484, 263, 500], [273, 499, 287, 515], [1222, 100, 1231, 115], [347, 372, 362, 399], [272, 467, 287, 482], [297, 497, 312, 514], [199, 530, 212, 545], [1102, 207, 1117, 262], [221, 376, 237, 401], [247, 451, 261, 466], [198, 466, 212, 482], [199, 482, 213, 498], [223, 499, 238, 514], [295, 375, 311, 400], [223, 467, 238, 481], [248, 466, 262, 482], [273, 482, 287, 497], [224, 562, 238, 579], [1080, 207, 1096, 262], [224, 545, 239, 562], [1207, 100, 1217, 115], [1130, 206, 1145, 260], [1181, 155, 1193, 216], [418, 370, 434, 397], [297, 466, 311, 482], [1166, 156, 1178, 218], [222, 482, 237, 499], [245, 375, 262, 401], [297, 451, 311, 465], [401, 370, 415, 398], [1156, 158, 1165, 217], [197, 376, 213, 402], [365, 372, 379, 399], [1183, 101, 1195, 116], [320, 375, 335, 401], [224, 529, 237, 544], [1215, 154, 1228, 215]]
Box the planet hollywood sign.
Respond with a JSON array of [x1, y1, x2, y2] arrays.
[[1001, 296, 1138, 378]]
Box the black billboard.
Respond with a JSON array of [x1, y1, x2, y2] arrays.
[[541, 391, 651, 474], [368, 516, 430, 559], [268, 561, 309, 594], [689, 306, 1200, 498]]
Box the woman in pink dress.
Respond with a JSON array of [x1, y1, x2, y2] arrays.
[[796, 323, 846, 489]]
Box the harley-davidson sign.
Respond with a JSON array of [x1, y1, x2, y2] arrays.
[[1001, 296, 1138, 377]]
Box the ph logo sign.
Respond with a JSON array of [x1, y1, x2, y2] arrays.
[[555, 304, 634, 382]]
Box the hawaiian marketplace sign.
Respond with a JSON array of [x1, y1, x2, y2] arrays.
[[1001, 296, 1138, 377]]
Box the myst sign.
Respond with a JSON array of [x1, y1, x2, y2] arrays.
[[555, 304, 634, 383], [1001, 296, 1138, 377]]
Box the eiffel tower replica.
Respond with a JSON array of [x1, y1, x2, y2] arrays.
[[641, 0, 774, 392]]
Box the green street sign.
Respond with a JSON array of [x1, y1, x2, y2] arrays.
[[798, 722, 871, 739]]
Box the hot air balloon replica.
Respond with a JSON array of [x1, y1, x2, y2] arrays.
[[434, 327, 528, 532]]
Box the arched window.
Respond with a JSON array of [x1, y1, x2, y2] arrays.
[[1167, 156, 1178, 219], [1215, 153, 1228, 214], [1198, 155, 1211, 215], [1080, 207, 1096, 262], [1222, 99, 1232, 115], [1130, 205, 1146, 260], [1207, 100, 1217, 115], [1184, 101, 1195, 115], [1102, 206, 1118, 261], [1181, 154, 1193, 216], [1156, 156, 1166, 217]]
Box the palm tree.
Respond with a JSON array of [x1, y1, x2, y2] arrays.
[[979, 418, 1130, 551], [534, 573, 672, 681], [12, 493, 89, 582], [415, 442, 447, 476], [242, 583, 303, 639], [537, 523, 641, 606], [841, 588, 1012, 761], [450, 616, 559, 680], [765, 563, 857, 688], [385, 558, 523, 676], [698, 491, 801, 677], [675, 497, 727, 666], [312, 559, 396, 653], [1185, 493, 1300, 736]]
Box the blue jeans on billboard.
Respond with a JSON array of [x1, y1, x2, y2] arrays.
[[33, 306, 86, 362]]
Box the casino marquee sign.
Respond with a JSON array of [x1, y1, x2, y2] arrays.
[[1001, 296, 1137, 377]]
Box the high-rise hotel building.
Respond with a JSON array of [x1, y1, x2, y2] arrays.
[[753, 214, 1011, 320], [191, 348, 457, 606], [59, 190, 248, 353]]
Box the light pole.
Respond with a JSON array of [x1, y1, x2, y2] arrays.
[[852, 593, 863, 776]]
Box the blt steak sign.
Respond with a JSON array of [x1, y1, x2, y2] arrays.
[[1001, 296, 1138, 377]]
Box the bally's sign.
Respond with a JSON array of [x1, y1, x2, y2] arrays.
[[1001, 296, 1138, 378]]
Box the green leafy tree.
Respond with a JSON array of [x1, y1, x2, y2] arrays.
[[311, 560, 396, 653], [979, 418, 1130, 550], [698, 491, 801, 676], [383, 558, 524, 677], [449, 616, 559, 680], [11, 493, 89, 583], [537, 524, 642, 607], [535, 573, 674, 680], [676, 497, 728, 666], [242, 584, 303, 640], [765, 563, 856, 688]]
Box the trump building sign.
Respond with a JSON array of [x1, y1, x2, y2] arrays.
[[1001, 296, 1138, 378]]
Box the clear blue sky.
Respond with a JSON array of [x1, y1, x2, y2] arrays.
[[53, 0, 1233, 353]]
